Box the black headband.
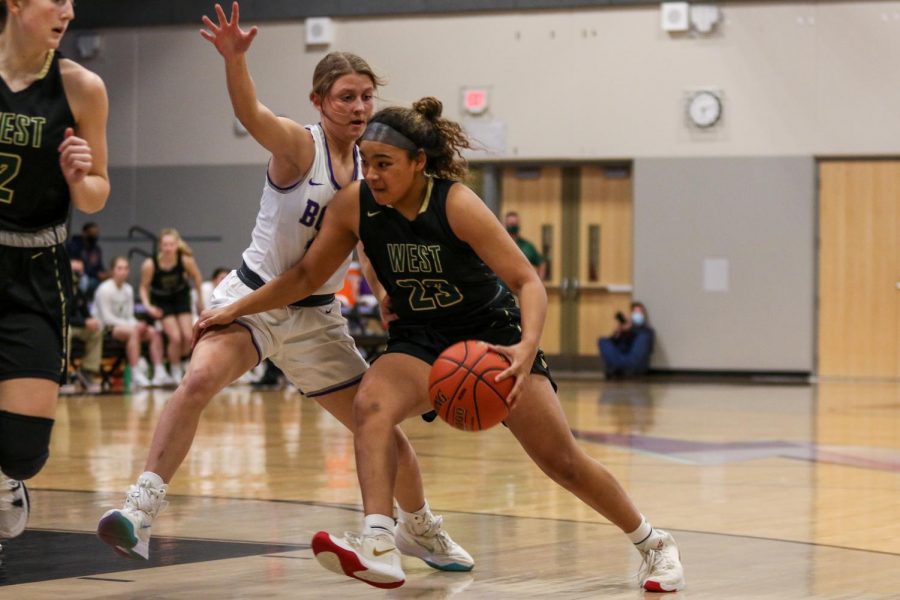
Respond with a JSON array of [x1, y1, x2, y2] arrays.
[[359, 122, 419, 152]]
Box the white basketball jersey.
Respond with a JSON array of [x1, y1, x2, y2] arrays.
[[241, 124, 356, 294]]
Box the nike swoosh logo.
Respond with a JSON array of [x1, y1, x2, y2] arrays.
[[367, 210, 381, 217], [372, 547, 396, 557], [31, 252, 43, 259], [310, 179, 324, 186]]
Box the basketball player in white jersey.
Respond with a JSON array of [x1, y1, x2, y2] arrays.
[[97, 3, 473, 575]]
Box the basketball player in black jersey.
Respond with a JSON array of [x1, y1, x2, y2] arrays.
[[0, 0, 110, 540], [140, 228, 204, 383], [197, 98, 685, 592]]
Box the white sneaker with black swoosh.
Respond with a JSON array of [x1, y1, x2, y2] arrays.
[[312, 530, 405, 589], [97, 473, 168, 559], [0, 474, 29, 539]]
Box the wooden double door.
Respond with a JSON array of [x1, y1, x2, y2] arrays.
[[500, 165, 634, 358], [818, 160, 900, 379]]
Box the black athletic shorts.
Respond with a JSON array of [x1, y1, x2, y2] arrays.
[[0, 243, 71, 382], [381, 308, 557, 391], [151, 288, 191, 317]]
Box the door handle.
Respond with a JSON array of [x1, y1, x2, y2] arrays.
[[568, 278, 580, 300]]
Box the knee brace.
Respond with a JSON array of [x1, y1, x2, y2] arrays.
[[0, 410, 54, 481]]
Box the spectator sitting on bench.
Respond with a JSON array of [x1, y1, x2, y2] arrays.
[[64, 258, 103, 394], [66, 221, 109, 301], [93, 256, 172, 389]]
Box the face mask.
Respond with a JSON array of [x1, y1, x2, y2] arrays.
[[506, 225, 520, 236], [631, 311, 645, 326]]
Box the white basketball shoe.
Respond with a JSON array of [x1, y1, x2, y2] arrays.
[[638, 529, 685, 592], [97, 474, 168, 559], [395, 513, 474, 571], [312, 530, 405, 589], [0, 474, 29, 539], [150, 367, 174, 387], [131, 369, 151, 390]]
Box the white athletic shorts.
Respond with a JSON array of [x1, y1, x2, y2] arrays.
[[210, 271, 367, 397]]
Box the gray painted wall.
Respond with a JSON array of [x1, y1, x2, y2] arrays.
[[64, 2, 888, 371], [69, 2, 900, 167], [634, 157, 815, 371], [77, 164, 268, 281]]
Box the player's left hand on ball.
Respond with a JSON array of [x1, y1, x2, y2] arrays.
[[486, 342, 534, 407], [58, 128, 92, 184]]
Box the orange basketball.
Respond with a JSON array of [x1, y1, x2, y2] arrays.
[[429, 340, 513, 432]]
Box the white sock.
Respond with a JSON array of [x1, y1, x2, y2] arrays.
[[398, 500, 432, 533], [153, 364, 167, 375], [363, 513, 396, 537], [138, 471, 166, 490], [627, 515, 659, 551]]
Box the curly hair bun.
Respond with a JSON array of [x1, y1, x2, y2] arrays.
[[413, 97, 443, 120]]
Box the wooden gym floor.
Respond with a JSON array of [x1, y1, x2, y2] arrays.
[[2, 377, 898, 598]]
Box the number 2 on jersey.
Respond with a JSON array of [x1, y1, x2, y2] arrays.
[[0, 153, 22, 204]]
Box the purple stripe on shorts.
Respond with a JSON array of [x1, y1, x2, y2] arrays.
[[232, 319, 263, 366], [304, 373, 363, 398]]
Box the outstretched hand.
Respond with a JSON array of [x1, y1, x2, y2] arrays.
[[485, 341, 536, 408], [200, 1, 258, 58]]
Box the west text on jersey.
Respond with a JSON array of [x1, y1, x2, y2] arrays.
[[0, 112, 47, 148], [387, 243, 444, 274]]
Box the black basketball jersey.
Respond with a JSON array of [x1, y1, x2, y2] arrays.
[[359, 178, 517, 326], [0, 51, 75, 233], [151, 250, 188, 297]]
